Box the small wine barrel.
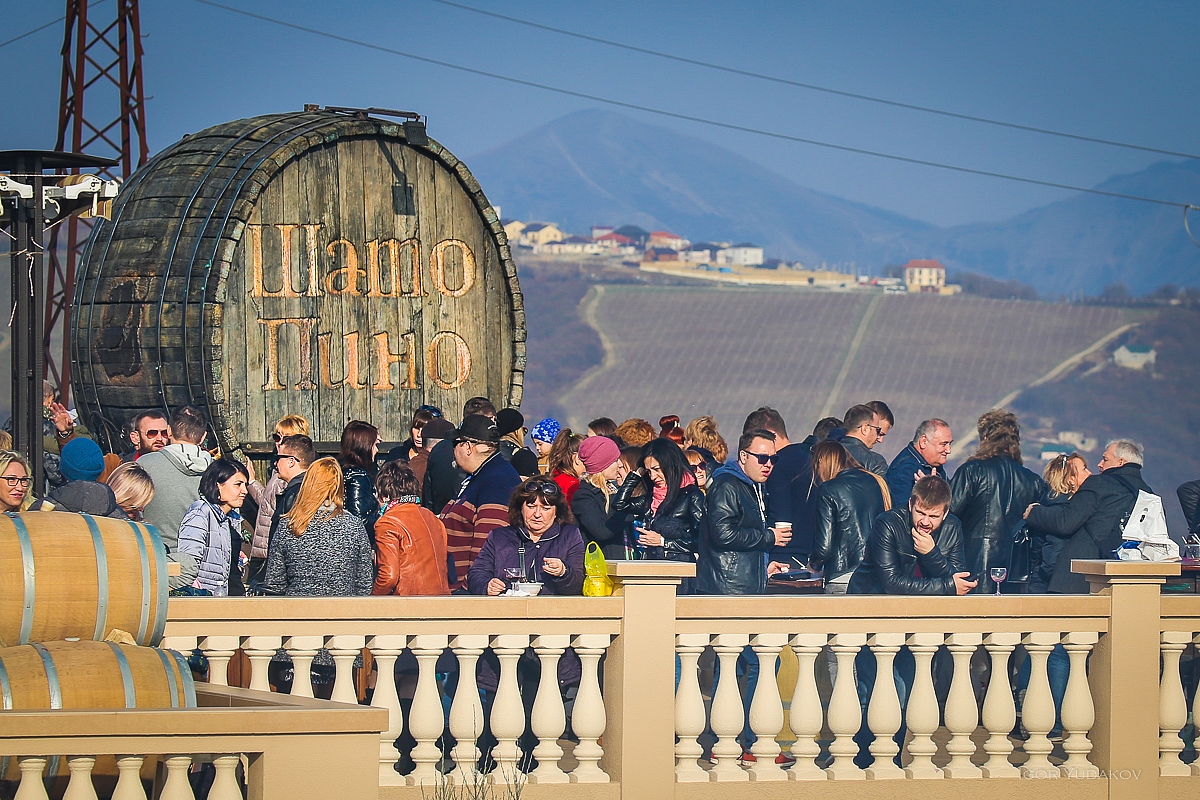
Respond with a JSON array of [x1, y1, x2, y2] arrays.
[[0, 641, 196, 710], [0, 512, 168, 647], [71, 109, 525, 453]]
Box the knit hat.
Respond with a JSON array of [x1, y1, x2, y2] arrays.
[[530, 417, 561, 444], [510, 448, 540, 478], [579, 436, 620, 474], [60, 437, 105, 482], [495, 408, 525, 437]]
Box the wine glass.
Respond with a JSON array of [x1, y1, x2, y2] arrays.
[[989, 567, 1007, 596], [503, 567, 523, 590]]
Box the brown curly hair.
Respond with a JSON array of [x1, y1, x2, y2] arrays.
[[969, 409, 1023, 464], [615, 418, 655, 448]]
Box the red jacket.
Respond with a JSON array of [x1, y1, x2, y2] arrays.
[[373, 502, 450, 596]]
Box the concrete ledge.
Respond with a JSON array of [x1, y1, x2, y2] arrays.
[[1072, 559, 1181, 577]]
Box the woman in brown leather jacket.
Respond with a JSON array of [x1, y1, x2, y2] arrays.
[[372, 462, 450, 596]]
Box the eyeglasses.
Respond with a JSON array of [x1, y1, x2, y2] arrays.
[[521, 478, 562, 498], [273, 454, 299, 465], [741, 450, 778, 466], [418, 404, 443, 418], [2, 476, 32, 488], [865, 424, 886, 438]]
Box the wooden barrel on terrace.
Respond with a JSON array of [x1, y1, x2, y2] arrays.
[[0, 512, 168, 647], [0, 640, 196, 710], [71, 109, 525, 454]]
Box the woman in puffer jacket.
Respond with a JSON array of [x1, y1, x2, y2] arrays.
[[613, 438, 705, 592], [177, 458, 250, 596]]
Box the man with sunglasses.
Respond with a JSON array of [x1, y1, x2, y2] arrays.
[[837, 404, 889, 477], [252, 435, 317, 591], [440, 414, 521, 591], [698, 429, 792, 595], [127, 410, 171, 460]]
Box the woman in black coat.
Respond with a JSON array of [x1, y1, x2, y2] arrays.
[[613, 439, 705, 589], [808, 440, 890, 593], [1027, 453, 1092, 593], [340, 420, 381, 542], [571, 436, 631, 560]]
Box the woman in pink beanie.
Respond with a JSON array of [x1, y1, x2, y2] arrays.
[[571, 436, 631, 559]]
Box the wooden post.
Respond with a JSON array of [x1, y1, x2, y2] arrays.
[[603, 560, 692, 800], [1073, 559, 1179, 799]]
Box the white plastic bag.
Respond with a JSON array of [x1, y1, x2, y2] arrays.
[[1120, 490, 1179, 561]]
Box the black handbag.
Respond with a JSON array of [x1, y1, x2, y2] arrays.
[[1008, 520, 1032, 584]]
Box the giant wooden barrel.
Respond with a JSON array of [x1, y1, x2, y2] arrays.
[[0, 641, 195, 710], [71, 110, 525, 452], [0, 512, 168, 647]]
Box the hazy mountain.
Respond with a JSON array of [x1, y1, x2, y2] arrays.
[[468, 109, 931, 267], [469, 109, 1200, 295]]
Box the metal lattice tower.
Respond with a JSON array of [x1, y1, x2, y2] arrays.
[[46, 0, 148, 402]]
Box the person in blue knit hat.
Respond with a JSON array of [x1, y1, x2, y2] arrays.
[[32, 437, 127, 518], [530, 418, 561, 473]]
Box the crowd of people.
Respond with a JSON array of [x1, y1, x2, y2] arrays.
[[3, 383, 1193, 605]]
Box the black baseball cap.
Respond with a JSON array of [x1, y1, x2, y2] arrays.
[[449, 414, 501, 444]]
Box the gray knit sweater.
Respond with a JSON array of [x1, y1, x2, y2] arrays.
[[264, 508, 373, 596]]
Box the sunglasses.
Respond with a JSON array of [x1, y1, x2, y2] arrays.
[[741, 450, 778, 466], [141, 428, 169, 438], [2, 476, 32, 488], [521, 479, 562, 498], [272, 432, 284, 443], [418, 404, 444, 418], [865, 424, 886, 438]]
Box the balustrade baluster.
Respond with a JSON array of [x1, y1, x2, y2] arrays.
[[826, 633, 867, 780], [112, 755, 148, 800], [530, 635, 570, 783], [209, 755, 242, 800], [160, 756, 196, 800], [14, 757, 49, 800], [865, 632, 905, 779], [62, 756, 97, 800], [490, 634, 530, 784], [904, 632, 944, 779], [746, 633, 787, 780], [327, 635, 366, 705], [200, 636, 239, 686], [709, 633, 751, 781], [675, 633, 710, 782], [284, 636, 322, 698], [242, 636, 281, 692], [1019, 632, 1059, 778], [1058, 631, 1098, 778], [943, 632, 983, 778], [369, 634, 408, 786], [1159, 631, 1191, 777], [408, 634, 450, 786], [449, 635, 488, 784], [787, 633, 827, 781], [980, 633, 1020, 778], [570, 633, 610, 783]]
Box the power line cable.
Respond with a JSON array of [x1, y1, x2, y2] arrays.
[[0, 14, 65, 49], [190, 0, 1196, 210], [431, 0, 1200, 162]]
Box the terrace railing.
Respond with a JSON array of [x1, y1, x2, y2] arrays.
[[151, 560, 1199, 800]]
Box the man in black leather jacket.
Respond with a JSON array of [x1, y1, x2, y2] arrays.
[[1178, 478, 1200, 535], [697, 430, 791, 595], [950, 410, 1044, 593], [848, 476, 976, 595]]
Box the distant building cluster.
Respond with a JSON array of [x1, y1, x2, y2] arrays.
[[499, 218, 765, 267]]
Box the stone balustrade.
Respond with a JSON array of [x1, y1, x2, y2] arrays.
[[6, 560, 1188, 800]]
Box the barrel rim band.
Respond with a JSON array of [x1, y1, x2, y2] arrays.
[[82, 513, 110, 642], [0, 656, 12, 710], [156, 647, 180, 708], [146, 521, 169, 645], [170, 649, 197, 708], [12, 515, 35, 644], [30, 643, 61, 710], [127, 519, 152, 644], [106, 642, 137, 709]]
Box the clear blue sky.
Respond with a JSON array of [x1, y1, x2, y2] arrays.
[[3, 0, 1198, 226]]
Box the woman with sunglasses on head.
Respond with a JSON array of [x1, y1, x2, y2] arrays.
[[808, 440, 891, 594], [613, 439, 705, 588], [246, 414, 310, 587], [468, 477, 585, 597], [1027, 452, 1091, 594], [0, 450, 35, 512], [384, 405, 442, 464], [340, 420, 381, 543], [177, 458, 251, 596]]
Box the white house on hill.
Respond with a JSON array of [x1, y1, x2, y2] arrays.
[[1113, 344, 1156, 370]]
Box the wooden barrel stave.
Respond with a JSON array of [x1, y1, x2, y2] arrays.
[[0, 513, 167, 647]]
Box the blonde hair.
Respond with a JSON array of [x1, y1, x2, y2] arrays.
[[0, 450, 34, 511], [586, 471, 613, 512], [106, 462, 155, 512], [684, 416, 728, 462], [0, 431, 12, 451], [284, 457, 344, 536], [275, 414, 311, 437], [1043, 452, 1085, 496]]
